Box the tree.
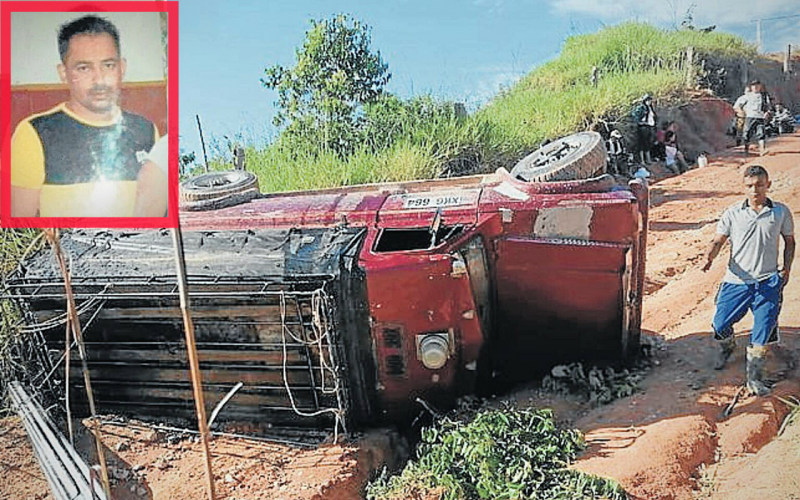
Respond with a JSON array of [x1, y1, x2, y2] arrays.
[[262, 14, 391, 155]]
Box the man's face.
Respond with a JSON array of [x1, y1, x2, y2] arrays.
[[58, 33, 126, 118], [743, 174, 770, 206]]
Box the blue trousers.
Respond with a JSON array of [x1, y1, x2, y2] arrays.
[[712, 273, 783, 346]]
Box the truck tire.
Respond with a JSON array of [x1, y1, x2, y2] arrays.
[[510, 131, 607, 182], [180, 171, 260, 211]]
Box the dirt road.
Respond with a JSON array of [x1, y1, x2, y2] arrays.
[[570, 132, 800, 500], [1, 132, 799, 500]]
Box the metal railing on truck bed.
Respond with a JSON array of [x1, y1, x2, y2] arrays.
[[3, 228, 371, 431]]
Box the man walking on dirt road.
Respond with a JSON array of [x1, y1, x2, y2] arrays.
[[733, 81, 772, 157], [702, 165, 795, 396]]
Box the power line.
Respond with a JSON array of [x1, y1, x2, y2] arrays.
[[751, 14, 800, 23]]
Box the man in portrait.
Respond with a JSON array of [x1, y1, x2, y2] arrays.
[[10, 14, 166, 217]]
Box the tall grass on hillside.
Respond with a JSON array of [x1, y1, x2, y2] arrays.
[[527, 22, 754, 91], [477, 22, 755, 165], [212, 22, 754, 192]]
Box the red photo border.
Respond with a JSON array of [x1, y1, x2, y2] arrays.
[[0, 1, 179, 228]]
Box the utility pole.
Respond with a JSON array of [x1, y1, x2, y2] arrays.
[[756, 19, 761, 53], [752, 14, 800, 54]]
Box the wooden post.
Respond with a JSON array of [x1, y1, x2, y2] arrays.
[[685, 46, 695, 87], [171, 225, 216, 500], [740, 59, 749, 93], [44, 229, 111, 499], [785, 44, 792, 74], [64, 291, 73, 445], [234, 146, 245, 171]]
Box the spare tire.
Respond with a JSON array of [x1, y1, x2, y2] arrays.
[[510, 131, 606, 182], [180, 171, 260, 211]]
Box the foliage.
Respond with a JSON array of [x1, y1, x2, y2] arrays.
[[541, 362, 642, 406], [367, 405, 627, 500], [0, 229, 43, 413], [228, 21, 756, 192], [262, 13, 390, 156]]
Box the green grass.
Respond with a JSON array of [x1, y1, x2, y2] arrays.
[[366, 405, 627, 500], [207, 21, 755, 192]]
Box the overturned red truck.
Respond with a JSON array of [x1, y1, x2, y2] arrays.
[[9, 132, 648, 429]]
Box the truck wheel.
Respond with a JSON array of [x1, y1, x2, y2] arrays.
[[180, 171, 259, 211], [510, 131, 606, 182]]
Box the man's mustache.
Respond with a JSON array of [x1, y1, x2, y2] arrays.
[[90, 86, 115, 94]]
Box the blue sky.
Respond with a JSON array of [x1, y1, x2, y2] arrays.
[[177, 0, 800, 159]]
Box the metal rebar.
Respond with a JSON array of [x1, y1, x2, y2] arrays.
[[171, 225, 216, 500]]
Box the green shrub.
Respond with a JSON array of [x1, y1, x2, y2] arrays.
[[367, 405, 627, 500], [0, 229, 43, 413]]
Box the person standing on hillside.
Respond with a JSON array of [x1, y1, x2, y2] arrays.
[[10, 15, 160, 218], [632, 94, 657, 165], [733, 80, 772, 156], [701, 165, 795, 396]]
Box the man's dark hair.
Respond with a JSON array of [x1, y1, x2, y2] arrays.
[[749, 79, 761, 86], [58, 15, 120, 62], [744, 165, 769, 179]]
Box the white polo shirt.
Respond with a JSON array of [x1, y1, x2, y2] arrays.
[[717, 198, 794, 284]]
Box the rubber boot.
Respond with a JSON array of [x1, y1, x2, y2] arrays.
[[713, 335, 736, 370], [746, 345, 771, 397], [758, 139, 768, 156]]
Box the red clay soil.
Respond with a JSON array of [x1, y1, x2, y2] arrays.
[[0, 414, 398, 500], [567, 131, 800, 500], [70, 422, 398, 500], [2, 132, 800, 500], [0, 416, 52, 500]]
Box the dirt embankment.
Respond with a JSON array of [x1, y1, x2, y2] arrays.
[[614, 53, 800, 164]]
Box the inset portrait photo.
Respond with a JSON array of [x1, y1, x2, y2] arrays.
[[1, 2, 179, 228]]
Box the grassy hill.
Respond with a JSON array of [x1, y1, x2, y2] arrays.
[[214, 22, 755, 192]]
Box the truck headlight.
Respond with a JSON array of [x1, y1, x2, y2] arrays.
[[417, 333, 450, 370]]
